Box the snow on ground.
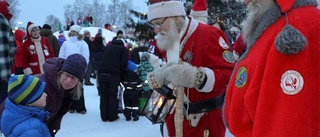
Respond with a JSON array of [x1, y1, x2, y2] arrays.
[[56, 78, 234, 137]]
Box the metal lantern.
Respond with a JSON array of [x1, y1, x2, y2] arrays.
[[142, 85, 176, 124]]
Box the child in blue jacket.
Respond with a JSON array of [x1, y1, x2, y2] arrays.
[[1, 75, 51, 137]]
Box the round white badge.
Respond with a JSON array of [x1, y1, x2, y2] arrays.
[[219, 37, 229, 49], [280, 70, 304, 95]]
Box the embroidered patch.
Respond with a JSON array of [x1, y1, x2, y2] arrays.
[[280, 70, 304, 95], [235, 66, 247, 88], [223, 50, 235, 63], [219, 37, 229, 49], [28, 45, 36, 54]]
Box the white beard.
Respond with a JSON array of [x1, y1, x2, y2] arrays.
[[155, 19, 180, 51], [242, 0, 275, 45]]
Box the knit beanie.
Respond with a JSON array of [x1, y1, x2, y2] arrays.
[[61, 54, 87, 80], [148, 0, 186, 21], [42, 24, 52, 29], [8, 75, 46, 105], [70, 25, 81, 33], [98, 28, 102, 35]]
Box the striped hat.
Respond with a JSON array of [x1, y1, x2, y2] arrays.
[[8, 75, 46, 105]]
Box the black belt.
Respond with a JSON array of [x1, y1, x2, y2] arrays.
[[184, 92, 225, 114]]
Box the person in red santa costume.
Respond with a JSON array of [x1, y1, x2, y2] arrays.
[[146, 0, 235, 137], [223, 0, 320, 136], [21, 21, 55, 75]]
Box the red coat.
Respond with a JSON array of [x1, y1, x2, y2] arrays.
[[224, 6, 320, 137], [11, 29, 26, 74], [21, 36, 55, 75], [165, 17, 235, 137]]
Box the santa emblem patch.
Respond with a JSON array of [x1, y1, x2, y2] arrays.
[[28, 45, 36, 54], [219, 37, 229, 49], [235, 66, 247, 88], [280, 70, 304, 95], [223, 50, 235, 63]]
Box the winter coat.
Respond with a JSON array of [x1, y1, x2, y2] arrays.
[[57, 35, 66, 47], [12, 29, 25, 71], [35, 57, 74, 134], [98, 39, 128, 81], [40, 29, 60, 57], [92, 36, 105, 71], [1, 98, 51, 137], [59, 35, 90, 64], [136, 52, 154, 91], [224, 2, 320, 137]]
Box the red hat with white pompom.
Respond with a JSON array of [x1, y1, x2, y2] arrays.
[[190, 0, 208, 24]]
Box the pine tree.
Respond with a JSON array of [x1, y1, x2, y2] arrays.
[[185, 0, 248, 40]]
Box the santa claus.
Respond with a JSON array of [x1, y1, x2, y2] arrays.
[[147, 0, 235, 137]]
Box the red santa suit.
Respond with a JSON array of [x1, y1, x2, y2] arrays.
[[224, 1, 320, 137], [21, 22, 55, 75], [165, 17, 235, 137]]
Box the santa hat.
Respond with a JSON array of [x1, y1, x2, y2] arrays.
[[27, 21, 38, 35], [190, 0, 208, 24], [0, 0, 12, 20], [148, 0, 186, 21], [274, 0, 307, 55]]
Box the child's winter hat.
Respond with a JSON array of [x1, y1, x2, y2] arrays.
[[141, 52, 150, 62], [8, 75, 46, 105], [70, 25, 81, 33], [148, 0, 186, 21], [61, 54, 88, 80]]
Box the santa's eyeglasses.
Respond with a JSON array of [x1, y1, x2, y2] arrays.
[[150, 17, 168, 28]]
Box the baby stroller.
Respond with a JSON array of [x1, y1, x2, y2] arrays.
[[122, 70, 143, 121]]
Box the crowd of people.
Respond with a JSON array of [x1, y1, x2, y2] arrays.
[[0, 0, 319, 137]]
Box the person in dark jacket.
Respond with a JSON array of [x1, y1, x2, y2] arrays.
[[1, 75, 50, 137], [92, 35, 105, 95], [35, 54, 87, 136], [98, 39, 128, 122], [83, 30, 94, 85], [40, 24, 60, 56]]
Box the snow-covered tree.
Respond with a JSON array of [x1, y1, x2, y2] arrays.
[[89, 0, 107, 27], [7, 0, 21, 28], [106, 0, 121, 27]]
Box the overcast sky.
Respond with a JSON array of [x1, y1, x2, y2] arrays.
[[18, 0, 148, 27]]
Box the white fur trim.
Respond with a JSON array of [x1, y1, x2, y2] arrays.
[[190, 10, 208, 17], [148, 1, 186, 21], [23, 67, 33, 75], [27, 23, 37, 35], [197, 67, 214, 93], [29, 62, 38, 66]]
